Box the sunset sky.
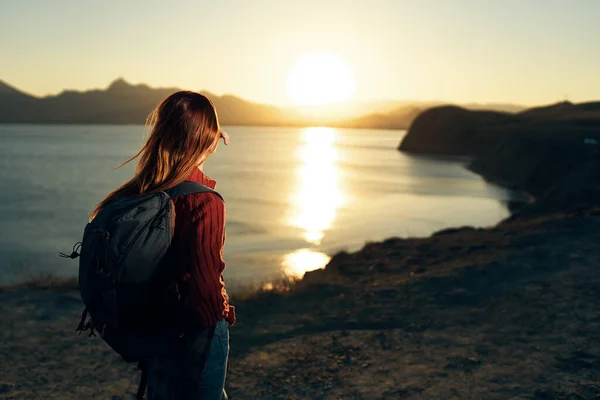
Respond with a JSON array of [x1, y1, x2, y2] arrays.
[[1, 0, 599, 106]]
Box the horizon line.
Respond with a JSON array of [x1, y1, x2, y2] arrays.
[[0, 76, 573, 109]]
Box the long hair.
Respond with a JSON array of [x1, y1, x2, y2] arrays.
[[90, 91, 220, 220]]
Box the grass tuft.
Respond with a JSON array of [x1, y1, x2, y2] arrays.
[[229, 276, 297, 301]]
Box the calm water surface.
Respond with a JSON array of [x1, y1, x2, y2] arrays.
[[0, 125, 513, 287]]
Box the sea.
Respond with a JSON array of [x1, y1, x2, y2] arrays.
[[0, 124, 514, 287]]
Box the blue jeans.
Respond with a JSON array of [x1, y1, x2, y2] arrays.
[[201, 319, 230, 399], [146, 319, 230, 400]]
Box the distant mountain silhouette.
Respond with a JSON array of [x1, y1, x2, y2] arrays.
[[0, 80, 32, 97], [518, 100, 600, 122], [0, 78, 293, 125], [0, 78, 526, 128], [333, 105, 426, 130], [331, 102, 525, 130]]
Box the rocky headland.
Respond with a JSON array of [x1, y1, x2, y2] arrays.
[[399, 102, 600, 216]]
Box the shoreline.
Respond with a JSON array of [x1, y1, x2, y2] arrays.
[[0, 198, 512, 292]]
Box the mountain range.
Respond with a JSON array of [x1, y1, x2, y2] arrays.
[[0, 78, 526, 129]]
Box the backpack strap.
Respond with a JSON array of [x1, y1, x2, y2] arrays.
[[136, 361, 148, 400], [165, 181, 224, 201]]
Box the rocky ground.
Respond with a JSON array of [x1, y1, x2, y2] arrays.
[[1, 208, 600, 399]]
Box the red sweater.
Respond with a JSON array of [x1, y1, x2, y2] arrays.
[[170, 168, 235, 327]]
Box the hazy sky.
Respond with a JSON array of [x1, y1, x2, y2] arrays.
[[1, 0, 599, 106]]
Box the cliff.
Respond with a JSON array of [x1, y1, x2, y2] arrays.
[[399, 102, 600, 214], [398, 106, 518, 155]]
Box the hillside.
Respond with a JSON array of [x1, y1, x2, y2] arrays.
[[2, 208, 600, 399], [333, 105, 426, 130], [0, 78, 524, 129], [0, 78, 292, 126], [399, 102, 600, 215], [398, 106, 518, 155]]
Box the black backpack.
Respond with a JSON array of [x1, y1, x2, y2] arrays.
[[62, 181, 223, 363]]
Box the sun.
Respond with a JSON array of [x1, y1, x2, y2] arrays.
[[287, 53, 356, 106]]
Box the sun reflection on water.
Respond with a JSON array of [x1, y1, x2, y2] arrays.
[[288, 127, 344, 244], [282, 248, 331, 278], [282, 127, 344, 277]]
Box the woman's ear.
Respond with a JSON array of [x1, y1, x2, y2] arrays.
[[220, 130, 231, 145]]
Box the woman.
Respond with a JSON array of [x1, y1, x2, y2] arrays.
[[91, 91, 235, 399]]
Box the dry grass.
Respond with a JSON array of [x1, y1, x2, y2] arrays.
[[0, 273, 78, 291], [0, 272, 297, 300], [229, 276, 298, 301]]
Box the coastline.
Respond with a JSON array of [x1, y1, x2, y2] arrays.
[[2, 206, 599, 399], [4, 102, 600, 397]]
